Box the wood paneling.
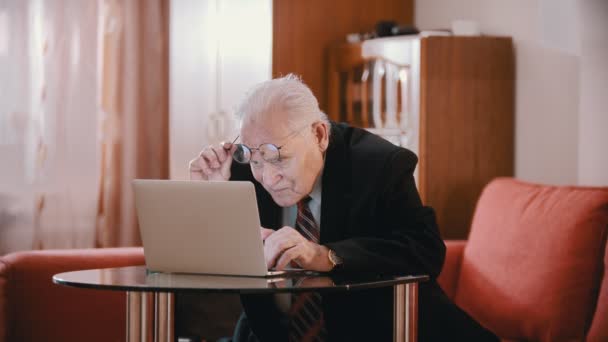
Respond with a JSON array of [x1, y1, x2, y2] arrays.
[[327, 42, 364, 122], [273, 0, 413, 112], [419, 37, 515, 239]]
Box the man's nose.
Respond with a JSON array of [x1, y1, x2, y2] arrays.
[[262, 163, 282, 188]]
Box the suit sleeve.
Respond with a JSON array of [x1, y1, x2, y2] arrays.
[[324, 149, 446, 278]]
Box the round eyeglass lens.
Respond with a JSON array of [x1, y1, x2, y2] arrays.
[[258, 144, 280, 162], [232, 144, 251, 163]]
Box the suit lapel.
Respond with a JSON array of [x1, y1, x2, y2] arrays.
[[320, 123, 352, 244]]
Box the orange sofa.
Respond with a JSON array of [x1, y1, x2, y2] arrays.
[[0, 247, 144, 342], [437, 178, 608, 341], [1, 178, 606, 341]]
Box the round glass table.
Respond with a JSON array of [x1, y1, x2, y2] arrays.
[[53, 266, 428, 342]]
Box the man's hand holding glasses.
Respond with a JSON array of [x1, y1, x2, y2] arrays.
[[189, 137, 238, 181]]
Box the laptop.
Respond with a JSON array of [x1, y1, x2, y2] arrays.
[[133, 179, 311, 278]]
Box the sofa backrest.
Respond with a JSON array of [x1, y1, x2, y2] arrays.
[[0, 247, 144, 342], [453, 178, 608, 341], [588, 239, 608, 342]]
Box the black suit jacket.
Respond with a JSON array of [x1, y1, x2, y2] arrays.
[[230, 123, 493, 341]]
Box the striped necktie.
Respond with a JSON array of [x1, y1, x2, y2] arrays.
[[289, 197, 327, 342]]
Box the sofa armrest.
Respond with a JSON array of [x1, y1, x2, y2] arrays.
[[437, 240, 467, 300], [0, 247, 144, 342]]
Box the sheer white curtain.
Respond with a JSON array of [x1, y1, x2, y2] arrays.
[[0, 0, 169, 253], [0, 0, 100, 253]]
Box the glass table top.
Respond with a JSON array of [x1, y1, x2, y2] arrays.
[[53, 266, 429, 294]]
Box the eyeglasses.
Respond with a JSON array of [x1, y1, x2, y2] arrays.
[[228, 124, 311, 167]]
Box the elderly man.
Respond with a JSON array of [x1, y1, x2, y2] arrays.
[[189, 75, 496, 341]]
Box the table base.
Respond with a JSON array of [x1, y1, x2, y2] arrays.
[[127, 292, 174, 342], [126, 283, 418, 342], [394, 282, 418, 342]]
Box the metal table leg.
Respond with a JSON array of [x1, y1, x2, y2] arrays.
[[155, 292, 175, 342], [127, 292, 174, 342], [394, 283, 419, 342]]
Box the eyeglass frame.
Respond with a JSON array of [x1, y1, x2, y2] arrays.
[[227, 122, 316, 167]]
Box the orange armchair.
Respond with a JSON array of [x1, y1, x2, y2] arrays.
[[0, 247, 144, 342], [437, 178, 608, 341]]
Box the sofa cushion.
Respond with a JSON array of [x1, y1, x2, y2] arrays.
[[454, 178, 608, 341], [0, 247, 144, 342], [437, 240, 467, 300], [588, 237, 608, 342]]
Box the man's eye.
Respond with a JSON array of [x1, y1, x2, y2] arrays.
[[250, 159, 262, 168]]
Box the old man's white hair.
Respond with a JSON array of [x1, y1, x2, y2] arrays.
[[236, 74, 330, 132]]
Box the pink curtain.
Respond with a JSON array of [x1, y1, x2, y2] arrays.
[[96, 0, 169, 247]]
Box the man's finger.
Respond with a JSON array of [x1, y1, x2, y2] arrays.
[[265, 231, 299, 252], [264, 237, 296, 270], [210, 145, 227, 163], [220, 153, 233, 176], [260, 227, 274, 241], [219, 144, 235, 176], [275, 245, 301, 271], [222, 141, 236, 151], [202, 149, 221, 169], [188, 159, 204, 180], [262, 226, 303, 269], [264, 244, 280, 269], [272, 226, 300, 240], [197, 158, 212, 175]]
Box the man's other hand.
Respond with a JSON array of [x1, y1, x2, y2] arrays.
[[263, 226, 333, 272], [188, 142, 235, 181]]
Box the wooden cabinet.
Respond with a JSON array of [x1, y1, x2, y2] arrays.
[[328, 36, 515, 239]]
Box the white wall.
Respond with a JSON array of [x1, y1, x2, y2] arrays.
[[169, 0, 272, 180], [578, 0, 608, 186], [416, 0, 608, 186]]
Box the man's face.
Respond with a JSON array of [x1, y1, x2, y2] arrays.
[[240, 117, 327, 207]]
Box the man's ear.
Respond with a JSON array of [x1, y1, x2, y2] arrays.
[[312, 121, 329, 152]]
